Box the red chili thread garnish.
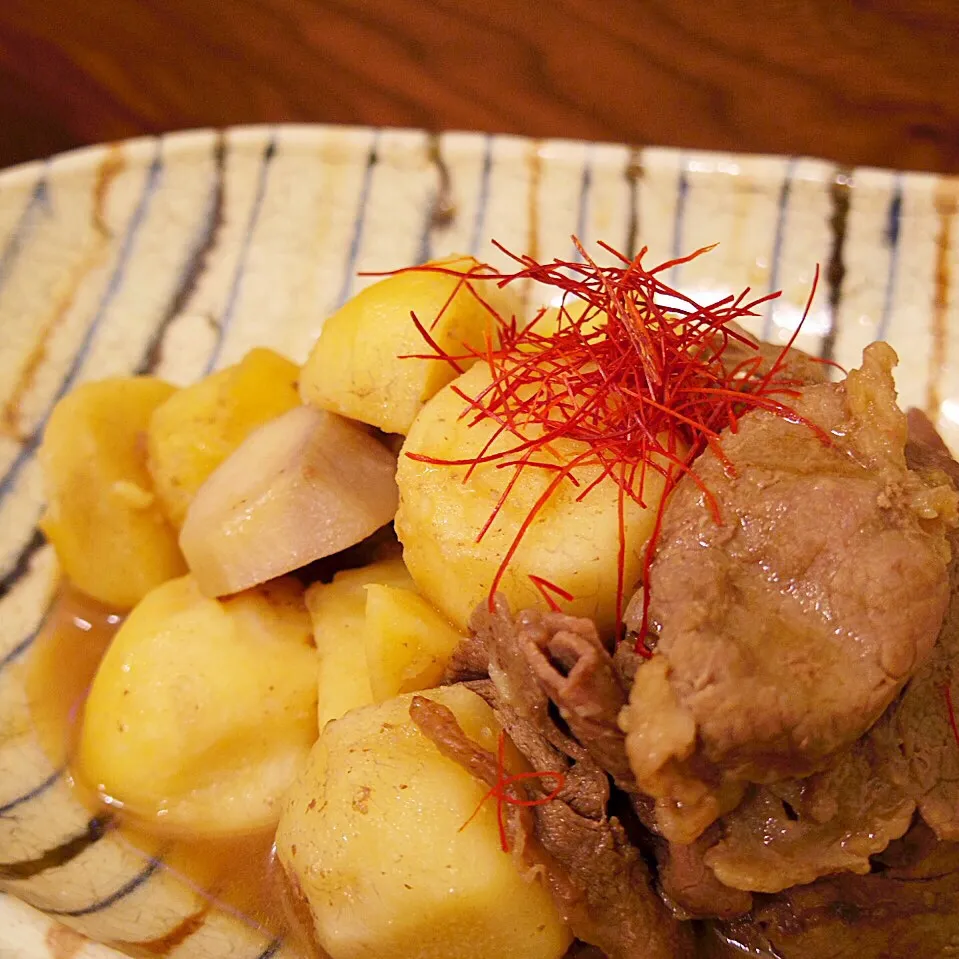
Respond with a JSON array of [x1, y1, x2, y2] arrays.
[[944, 684, 959, 751], [389, 240, 824, 654], [459, 730, 566, 852], [528, 574, 575, 611]]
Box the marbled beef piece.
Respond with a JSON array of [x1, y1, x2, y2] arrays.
[[675, 415, 959, 900], [621, 344, 958, 843]]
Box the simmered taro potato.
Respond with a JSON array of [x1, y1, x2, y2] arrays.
[[39, 376, 186, 609], [276, 686, 571, 959]]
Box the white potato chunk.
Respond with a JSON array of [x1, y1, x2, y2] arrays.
[[39, 376, 185, 609], [300, 255, 517, 435], [396, 362, 671, 633], [306, 557, 414, 729], [78, 575, 317, 834], [276, 685, 571, 959], [364, 584, 466, 700]]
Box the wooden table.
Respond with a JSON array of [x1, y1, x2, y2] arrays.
[[1, 0, 958, 173]]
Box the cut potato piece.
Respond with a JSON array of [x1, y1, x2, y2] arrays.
[[39, 377, 186, 609], [364, 585, 465, 700], [307, 557, 414, 728], [276, 686, 571, 959], [300, 255, 516, 435], [180, 405, 399, 597], [78, 575, 317, 834], [396, 362, 673, 633], [147, 348, 300, 528]]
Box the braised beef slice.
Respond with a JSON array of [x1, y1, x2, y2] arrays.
[[466, 674, 612, 821], [706, 547, 959, 956], [518, 609, 636, 791], [872, 818, 959, 879], [621, 344, 958, 843], [612, 639, 644, 691], [442, 632, 491, 684], [458, 601, 633, 795], [532, 799, 694, 959], [460, 599, 753, 921], [682, 423, 959, 895], [461, 601, 697, 958], [468, 597, 619, 814], [893, 548, 959, 840], [409, 693, 694, 959], [710, 831, 959, 959], [703, 708, 916, 893], [470, 598, 613, 819], [656, 826, 752, 920]]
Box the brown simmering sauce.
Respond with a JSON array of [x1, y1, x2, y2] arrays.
[[24, 590, 756, 959]]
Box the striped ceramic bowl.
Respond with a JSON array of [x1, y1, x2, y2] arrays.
[[0, 125, 956, 958]]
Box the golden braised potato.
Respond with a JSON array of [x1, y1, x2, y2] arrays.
[[300, 255, 516, 435], [276, 685, 571, 959], [39, 377, 186, 609], [396, 363, 671, 633], [306, 556, 414, 729], [364, 584, 465, 700], [147, 347, 300, 528], [180, 405, 399, 597], [79, 575, 317, 834]]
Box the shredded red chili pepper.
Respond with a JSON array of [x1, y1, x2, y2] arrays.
[[459, 730, 566, 852], [944, 684, 959, 751], [528, 573, 575, 612], [386, 240, 826, 654]]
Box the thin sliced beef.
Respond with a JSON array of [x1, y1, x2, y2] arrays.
[[707, 799, 959, 957], [409, 694, 694, 959], [703, 709, 915, 893], [656, 826, 752, 920], [893, 581, 959, 840], [442, 632, 491, 683], [612, 636, 644, 690], [510, 608, 636, 790], [531, 800, 694, 959], [468, 599, 612, 819], [463, 599, 756, 922], [708, 829, 959, 959], [474, 599, 596, 762], [621, 344, 958, 843], [872, 818, 959, 878]]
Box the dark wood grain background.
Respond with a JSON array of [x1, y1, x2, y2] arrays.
[[1, 0, 958, 172]]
